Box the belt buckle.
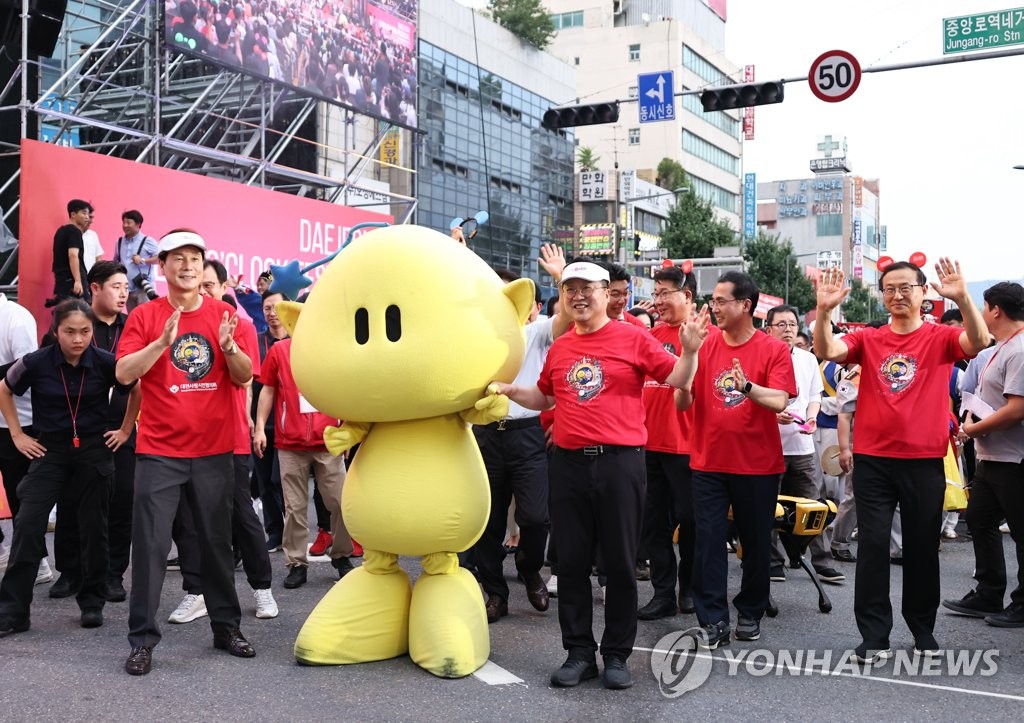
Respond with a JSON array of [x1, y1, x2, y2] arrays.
[[496, 419, 507, 431], [583, 446, 601, 456]]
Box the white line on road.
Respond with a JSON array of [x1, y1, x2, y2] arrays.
[[473, 660, 526, 686], [633, 646, 1024, 702]]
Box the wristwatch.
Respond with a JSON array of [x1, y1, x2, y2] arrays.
[[222, 342, 239, 356], [741, 381, 753, 395]]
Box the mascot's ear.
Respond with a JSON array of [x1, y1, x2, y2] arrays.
[[276, 301, 303, 336], [504, 278, 535, 326]]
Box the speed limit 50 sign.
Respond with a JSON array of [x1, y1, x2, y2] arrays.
[[808, 50, 861, 103]]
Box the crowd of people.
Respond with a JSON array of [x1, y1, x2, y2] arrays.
[[1, 204, 1022, 690], [165, 0, 418, 127]]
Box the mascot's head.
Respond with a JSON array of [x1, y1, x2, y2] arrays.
[[277, 225, 534, 422]]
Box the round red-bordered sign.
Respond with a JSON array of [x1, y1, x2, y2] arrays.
[[808, 50, 861, 103]]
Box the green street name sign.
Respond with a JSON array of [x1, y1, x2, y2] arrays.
[[944, 8, 1024, 54]]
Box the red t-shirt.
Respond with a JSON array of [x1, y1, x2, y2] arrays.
[[537, 320, 676, 449], [621, 312, 648, 329], [643, 322, 694, 454], [842, 322, 967, 458], [232, 318, 260, 455], [259, 339, 339, 450], [690, 328, 797, 474], [118, 296, 247, 457]]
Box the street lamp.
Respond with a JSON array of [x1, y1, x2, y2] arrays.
[[785, 251, 824, 304]]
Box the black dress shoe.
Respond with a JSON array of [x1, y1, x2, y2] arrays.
[[678, 593, 696, 614], [0, 614, 30, 636], [283, 566, 307, 589], [485, 594, 508, 624], [638, 597, 678, 621], [213, 627, 256, 658], [106, 579, 127, 603], [519, 570, 550, 612], [602, 655, 633, 689], [125, 646, 153, 675], [49, 574, 81, 599], [80, 609, 104, 628], [550, 657, 599, 687], [831, 549, 856, 563], [332, 556, 355, 580]]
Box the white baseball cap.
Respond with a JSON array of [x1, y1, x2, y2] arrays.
[[158, 230, 207, 254], [561, 261, 610, 284]]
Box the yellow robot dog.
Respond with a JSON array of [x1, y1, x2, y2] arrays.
[[276, 224, 534, 678]]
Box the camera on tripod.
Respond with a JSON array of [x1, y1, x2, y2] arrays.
[[134, 273, 159, 301]]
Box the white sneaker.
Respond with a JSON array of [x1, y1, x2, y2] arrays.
[[168, 593, 208, 623], [35, 558, 53, 585], [254, 588, 279, 619], [546, 574, 558, 597]]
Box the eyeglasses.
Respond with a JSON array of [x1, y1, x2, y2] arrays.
[[653, 289, 683, 301], [770, 321, 799, 330], [881, 284, 925, 298], [608, 289, 630, 300], [709, 297, 741, 309], [562, 285, 606, 299]]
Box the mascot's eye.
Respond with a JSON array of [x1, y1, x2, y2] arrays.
[[385, 305, 401, 342], [354, 307, 369, 344]]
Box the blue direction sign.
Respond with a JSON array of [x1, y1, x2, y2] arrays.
[[744, 173, 757, 240], [638, 71, 675, 124]]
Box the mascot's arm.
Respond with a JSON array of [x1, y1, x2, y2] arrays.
[[324, 421, 372, 457], [459, 384, 510, 425]]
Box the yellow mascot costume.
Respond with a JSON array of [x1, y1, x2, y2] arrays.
[[275, 224, 534, 678]]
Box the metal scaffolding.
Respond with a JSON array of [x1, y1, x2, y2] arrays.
[[0, 0, 417, 286]]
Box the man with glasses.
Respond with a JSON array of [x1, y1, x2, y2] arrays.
[[494, 261, 707, 690], [637, 266, 700, 622], [814, 259, 988, 664], [608, 263, 648, 329], [765, 305, 843, 585], [675, 271, 796, 650]]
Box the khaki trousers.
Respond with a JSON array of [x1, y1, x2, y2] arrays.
[[278, 449, 352, 567]]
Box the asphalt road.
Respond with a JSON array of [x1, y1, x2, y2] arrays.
[[1, 519, 1022, 721]]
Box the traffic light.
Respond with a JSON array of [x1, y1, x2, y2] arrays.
[[542, 102, 620, 130], [700, 81, 784, 112]]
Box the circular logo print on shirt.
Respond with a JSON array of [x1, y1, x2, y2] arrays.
[[713, 367, 747, 408], [566, 356, 604, 403], [170, 332, 214, 382], [880, 353, 917, 394]]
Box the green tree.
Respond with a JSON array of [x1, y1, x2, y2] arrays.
[[576, 146, 600, 171], [487, 0, 555, 50], [741, 232, 817, 315], [660, 176, 735, 259], [656, 157, 687, 192], [842, 278, 886, 322]]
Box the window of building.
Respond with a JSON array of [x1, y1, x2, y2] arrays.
[[682, 45, 733, 86], [682, 130, 739, 175], [689, 175, 740, 215], [681, 90, 741, 139], [583, 203, 609, 224], [627, 85, 638, 98], [574, 57, 580, 65], [629, 44, 640, 61], [816, 214, 843, 237], [628, 128, 640, 145], [552, 11, 584, 30]]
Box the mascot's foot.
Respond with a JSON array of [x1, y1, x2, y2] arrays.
[[294, 566, 411, 665], [409, 567, 489, 678]]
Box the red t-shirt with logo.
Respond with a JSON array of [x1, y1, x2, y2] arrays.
[[118, 296, 246, 457], [259, 338, 340, 451], [690, 328, 797, 474], [842, 322, 967, 458], [537, 320, 676, 449], [232, 318, 260, 455], [643, 322, 695, 454]]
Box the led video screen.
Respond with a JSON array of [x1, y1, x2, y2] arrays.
[[164, 0, 418, 129]]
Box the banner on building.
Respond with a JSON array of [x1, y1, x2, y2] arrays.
[[577, 224, 617, 256], [743, 173, 756, 240], [743, 65, 755, 140]]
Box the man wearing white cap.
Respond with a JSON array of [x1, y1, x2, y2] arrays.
[[116, 228, 256, 675], [494, 260, 708, 691]]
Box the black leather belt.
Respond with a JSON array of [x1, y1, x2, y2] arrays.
[[483, 416, 541, 431], [557, 445, 641, 456]]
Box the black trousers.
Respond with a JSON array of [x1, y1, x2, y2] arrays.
[[852, 454, 944, 648], [0, 425, 33, 544], [175, 454, 273, 593], [53, 437, 136, 582], [550, 445, 644, 660], [691, 471, 779, 626], [0, 434, 112, 619], [251, 426, 284, 547], [471, 421, 550, 601], [312, 486, 331, 531], [641, 451, 695, 602], [128, 453, 239, 649], [966, 459, 1024, 606]]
